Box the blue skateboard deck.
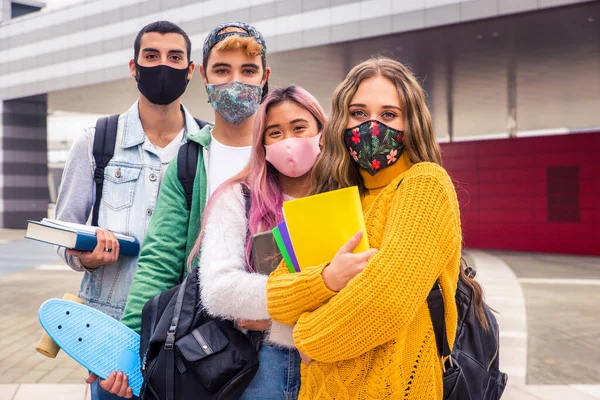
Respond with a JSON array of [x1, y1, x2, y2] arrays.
[[39, 299, 142, 396]]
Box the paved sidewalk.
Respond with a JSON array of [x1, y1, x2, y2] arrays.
[[495, 251, 600, 385], [468, 250, 600, 400], [0, 262, 89, 394]]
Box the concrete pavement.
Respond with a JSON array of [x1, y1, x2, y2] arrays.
[[469, 250, 600, 399]]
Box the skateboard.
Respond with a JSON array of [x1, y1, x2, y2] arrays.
[[38, 299, 143, 396]]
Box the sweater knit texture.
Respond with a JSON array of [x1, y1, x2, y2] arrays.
[[199, 183, 295, 347], [266, 158, 461, 399]]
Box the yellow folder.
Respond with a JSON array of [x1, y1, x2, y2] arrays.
[[282, 186, 370, 270]]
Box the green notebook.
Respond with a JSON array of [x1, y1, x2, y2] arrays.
[[272, 226, 296, 273]]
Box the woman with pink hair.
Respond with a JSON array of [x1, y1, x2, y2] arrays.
[[190, 86, 326, 399]]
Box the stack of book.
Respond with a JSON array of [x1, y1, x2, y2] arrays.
[[25, 219, 140, 257]]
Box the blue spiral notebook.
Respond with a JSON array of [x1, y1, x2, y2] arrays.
[[25, 219, 140, 257]]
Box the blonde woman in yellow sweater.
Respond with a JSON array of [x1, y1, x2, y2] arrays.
[[266, 57, 467, 399]]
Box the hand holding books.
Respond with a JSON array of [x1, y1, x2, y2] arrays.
[[67, 229, 120, 269], [321, 230, 378, 292], [25, 219, 140, 266]]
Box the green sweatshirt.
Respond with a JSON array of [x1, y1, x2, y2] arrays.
[[120, 125, 211, 333]]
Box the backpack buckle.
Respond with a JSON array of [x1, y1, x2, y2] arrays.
[[94, 167, 105, 184], [464, 266, 476, 278], [165, 331, 175, 350], [441, 355, 454, 373]]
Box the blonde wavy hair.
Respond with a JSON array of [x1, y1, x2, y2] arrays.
[[213, 27, 263, 57], [310, 56, 441, 195]]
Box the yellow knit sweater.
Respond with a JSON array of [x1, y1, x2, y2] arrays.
[[266, 155, 462, 399]]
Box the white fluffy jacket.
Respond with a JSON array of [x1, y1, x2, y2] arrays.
[[198, 183, 295, 348]]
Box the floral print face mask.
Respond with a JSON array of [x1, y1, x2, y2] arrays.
[[344, 120, 405, 176], [206, 81, 263, 125]]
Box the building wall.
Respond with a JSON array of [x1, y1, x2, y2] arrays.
[[0, 0, 594, 101], [442, 132, 600, 255]]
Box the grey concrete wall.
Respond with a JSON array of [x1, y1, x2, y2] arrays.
[[0, 94, 49, 228]]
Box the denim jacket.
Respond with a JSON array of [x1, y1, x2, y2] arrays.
[[55, 101, 201, 319]]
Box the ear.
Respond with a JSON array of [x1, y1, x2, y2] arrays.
[[261, 66, 271, 85], [199, 65, 209, 87], [187, 62, 195, 81], [129, 59, 137, 80]]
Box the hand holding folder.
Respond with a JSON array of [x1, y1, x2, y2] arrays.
[[321, 230, 377, 292], [272, 187, 371, 272]]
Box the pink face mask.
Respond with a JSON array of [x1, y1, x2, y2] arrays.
[[264, 133, 322, 178]]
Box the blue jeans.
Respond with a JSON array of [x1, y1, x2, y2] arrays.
[[240, 343, 301, 400], [90, 378, 140, 400]]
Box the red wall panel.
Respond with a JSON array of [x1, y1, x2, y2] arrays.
[[440, 132, 600, 256]]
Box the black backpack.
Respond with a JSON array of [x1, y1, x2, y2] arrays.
[[91, 115, 210, 225], [427, 264, 508, 400], [138, 265, 260, 400]]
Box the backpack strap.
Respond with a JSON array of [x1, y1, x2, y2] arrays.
[[193, 117, 210, 131], [91, 115, 119, 227], [164, 280, 187, 400], [177, 118, 212, 210], [427, 282, 452, 361], [177, 142, 199, 210]]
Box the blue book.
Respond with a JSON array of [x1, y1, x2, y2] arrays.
[[25, 219, 140, 257]]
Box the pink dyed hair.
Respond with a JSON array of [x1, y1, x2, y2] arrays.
[[188, 85, 326, 271]]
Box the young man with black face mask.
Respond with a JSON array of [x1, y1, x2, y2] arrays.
[[54, 21, 201, 400]]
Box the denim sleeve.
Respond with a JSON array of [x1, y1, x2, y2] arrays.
[[54, 128, 95, 272]]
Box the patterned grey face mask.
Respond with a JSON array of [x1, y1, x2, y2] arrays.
[[206, 81, 263, 125]]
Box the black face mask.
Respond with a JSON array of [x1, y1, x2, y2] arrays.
[[135, 63, 190, 105]]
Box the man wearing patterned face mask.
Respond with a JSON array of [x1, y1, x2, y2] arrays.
[[200, 21, 271, 196], [119, 21, 270, 361]]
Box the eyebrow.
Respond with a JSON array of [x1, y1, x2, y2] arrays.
[[349, 103, 402, 112], [242, 63, 260, 69], [290, 118, 309, 124], [265, 118, 310, 131], [142, 48, 185, 55], [211, 62, 232, 68]]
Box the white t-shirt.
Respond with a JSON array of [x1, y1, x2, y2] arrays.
[[207, 135, 252, 197], [151, 128, 185, 180]]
